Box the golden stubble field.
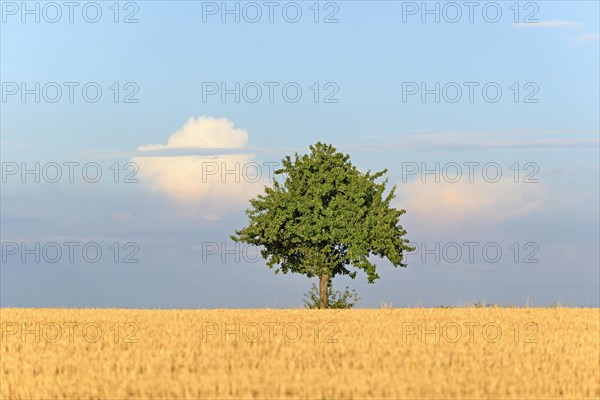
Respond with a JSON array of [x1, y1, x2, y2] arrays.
[[0, 308, 598, 399]]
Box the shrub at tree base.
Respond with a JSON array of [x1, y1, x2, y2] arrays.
[[302, 283, 361, 309]]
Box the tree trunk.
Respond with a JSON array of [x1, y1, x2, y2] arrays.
[[319, 273, 329, 309]]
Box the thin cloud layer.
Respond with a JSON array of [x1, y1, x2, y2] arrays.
[[350, 131, 599, 152], [514, 20, 581, 29], [514, 20, 599, 44], [395, 178, 545, 234], [576, 33, 600, 42]]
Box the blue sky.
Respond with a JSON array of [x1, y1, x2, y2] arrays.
[[1, 1, 599, 307]]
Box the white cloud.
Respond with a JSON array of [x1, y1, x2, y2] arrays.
[[514, 20, 581, 29], [137, 116, 248, 151], [131, 117, 267, 215]]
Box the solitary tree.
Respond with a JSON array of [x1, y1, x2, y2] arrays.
[[231, 142, 413, 308]]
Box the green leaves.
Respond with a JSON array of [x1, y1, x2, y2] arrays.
[[231, 142, 413, 284]]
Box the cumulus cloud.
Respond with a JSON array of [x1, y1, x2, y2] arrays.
[[131, 117, 268, 214], [138, 116, 248, 151]]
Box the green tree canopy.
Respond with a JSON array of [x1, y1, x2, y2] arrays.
[[231, 142, 413, 308]]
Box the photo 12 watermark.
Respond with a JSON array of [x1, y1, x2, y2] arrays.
[[1, 1, 140, 24], [199, 161, 281, 184], [1, 241, 140, 264], [1, 82, 140, 103], [201, 82, 339, 104], [200, 1, 339, 24], [1, 321, 140, 343], [405, 241, 540, 264], [401, 82, 539, 104], [400, 1, 539, 24], [1, 161, 139, 184], [201, 321, 339, 343], [400, 162, 540, 183], [401, 321, 539, 343], [201, 242, 262, 264]]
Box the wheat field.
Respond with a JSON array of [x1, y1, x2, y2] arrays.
[[0, 308, 598, 399]]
